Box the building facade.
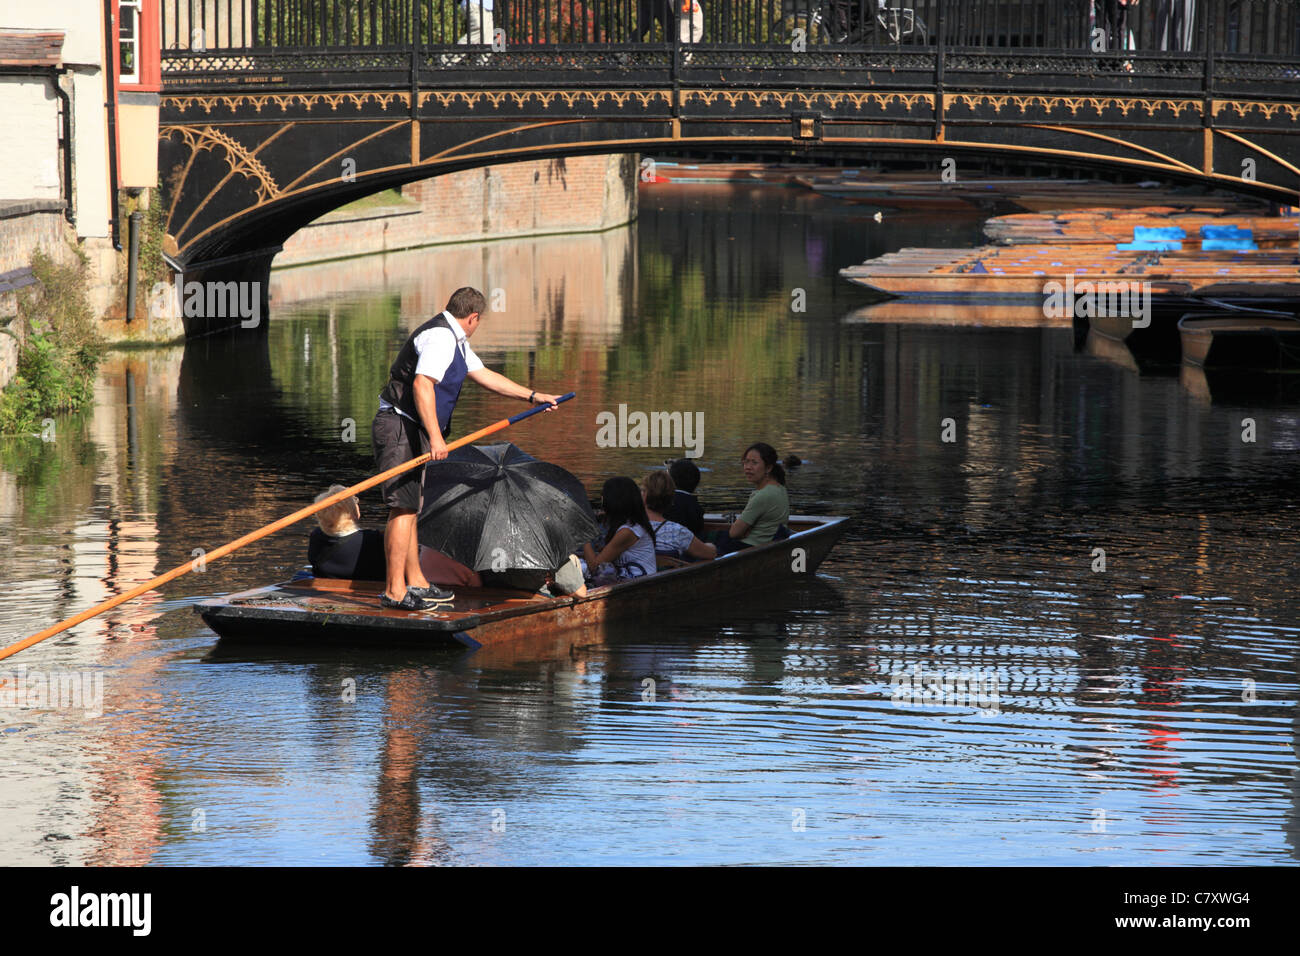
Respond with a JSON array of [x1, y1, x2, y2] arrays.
[[0, 0, 161, 327]]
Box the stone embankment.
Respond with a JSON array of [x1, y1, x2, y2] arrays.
[[275, 154, 638, 267]]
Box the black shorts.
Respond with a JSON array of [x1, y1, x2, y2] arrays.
[[372, 408, 430, 512]]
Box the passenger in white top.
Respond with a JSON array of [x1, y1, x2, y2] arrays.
[[642, 469, 716, 561], [582, 476, 659, 585]]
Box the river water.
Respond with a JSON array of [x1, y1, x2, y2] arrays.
[[1, 181, 1297, 865]]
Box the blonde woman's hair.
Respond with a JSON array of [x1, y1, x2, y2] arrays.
[[314, 484, 359, 536], [642, 469, 676, 514]]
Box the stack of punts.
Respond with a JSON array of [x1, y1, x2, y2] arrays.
[[196, 515, 849, 649], [795, 173, 1273, 214], [985, 206, 1298, 248], [839, 245, 1300, 299], [645, 162, 847, 185], [795, 175, 1049, 210]]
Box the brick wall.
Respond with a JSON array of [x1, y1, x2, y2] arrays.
[[276, 154, 638, 268]]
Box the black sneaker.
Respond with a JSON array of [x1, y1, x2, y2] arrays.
[[379, 592, 433, 611], [406, 584, 454, 604]]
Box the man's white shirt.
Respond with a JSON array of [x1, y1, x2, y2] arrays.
[[379, 311, 484, 420]]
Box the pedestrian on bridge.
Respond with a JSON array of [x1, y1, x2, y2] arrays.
[[457, 0, 495, 45]]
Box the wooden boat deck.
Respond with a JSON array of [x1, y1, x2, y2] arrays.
[[196, 514, 850, 650]]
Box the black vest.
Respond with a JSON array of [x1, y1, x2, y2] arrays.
[[378, 313, 470, 437]]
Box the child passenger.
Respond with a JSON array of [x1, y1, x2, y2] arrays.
[[664, 458, 706, 537]]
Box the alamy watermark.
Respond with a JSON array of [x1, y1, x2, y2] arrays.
[[1042, 275, 1150, 328], [0, 665, 104, 718], [890, 664, 1000, 715], [595, 404, 704, 458], [149, 276, 261, 328]]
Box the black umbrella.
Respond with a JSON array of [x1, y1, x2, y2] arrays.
[[417, 442, 599, 576]]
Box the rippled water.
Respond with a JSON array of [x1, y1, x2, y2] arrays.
[[1, 181, 1297, 865]]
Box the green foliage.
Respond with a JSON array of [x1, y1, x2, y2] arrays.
[[137, 190, 170, 293], [0, 250, 103, 434]]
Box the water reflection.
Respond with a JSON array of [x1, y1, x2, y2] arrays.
[[0, 185, 1297, 865]]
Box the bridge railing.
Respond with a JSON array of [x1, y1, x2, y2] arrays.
[[160, 0, 1300, 51], [160, 0, 1300, 96]]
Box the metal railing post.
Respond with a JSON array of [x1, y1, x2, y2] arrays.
[[412, 0, 421, 164], [412, 0, 421, 99], [1202, 0, 1217, 176], [672, 0, 681, 135], [934, 0, 945, 142]]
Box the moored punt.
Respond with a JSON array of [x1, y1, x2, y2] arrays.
[[1085, 311, 1186, 366], [984, 206, 1296, 247], [797, 174, 1270, 216], [195, 515, 849, 649], [1178, 313, 1300, 370], [1083, 293, 1299, 367], [840, 245, 1300, 300]]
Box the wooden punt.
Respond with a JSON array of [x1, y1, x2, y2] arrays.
[[1082, 291, 1300, 367], [984, 206, 1295, 247], [840, 245, 1300, 299], [1178, 313, 1300, 369], [195, 514, 850, 649]]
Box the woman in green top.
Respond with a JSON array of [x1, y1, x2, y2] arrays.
[[718, 442, 790, 556]]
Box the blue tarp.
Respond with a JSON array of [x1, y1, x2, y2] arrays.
[[1135, 227, 1187, 240], [1117, 241, 1183, 251], [1199, 224, 1257, 250], [1118, 226, 1185, 251]]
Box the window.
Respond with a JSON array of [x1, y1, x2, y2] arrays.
[[119, 1, 141, 83]]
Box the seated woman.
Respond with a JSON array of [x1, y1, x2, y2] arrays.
[[716, 442, 790, 557], [309, 485, 480, 586], [642, 470, 716, 562], [581, 476, 658, 586]]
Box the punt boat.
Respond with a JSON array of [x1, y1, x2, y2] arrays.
[[1084, 292, 1300, 367], [195, 514, 850, 650], [984, 207, 1296, 247], [1178, 313, 1300, 370], [839, 246, 1300, 300]]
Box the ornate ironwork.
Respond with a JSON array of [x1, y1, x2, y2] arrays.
[[157, 0, 1300, 274]]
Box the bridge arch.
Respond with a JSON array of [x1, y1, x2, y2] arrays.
[[158, 0, 1300, 333]]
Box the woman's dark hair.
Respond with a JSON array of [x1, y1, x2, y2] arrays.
[[668, 458, 700, 493], [601, 476, 656, 547], [743, 442, 786, 485]]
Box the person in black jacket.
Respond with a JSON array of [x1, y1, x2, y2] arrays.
[[664, 458, 705, 537], [310, 485, 480, 587], [309, 486, 388, 581], [635, 0, 672, 40]]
